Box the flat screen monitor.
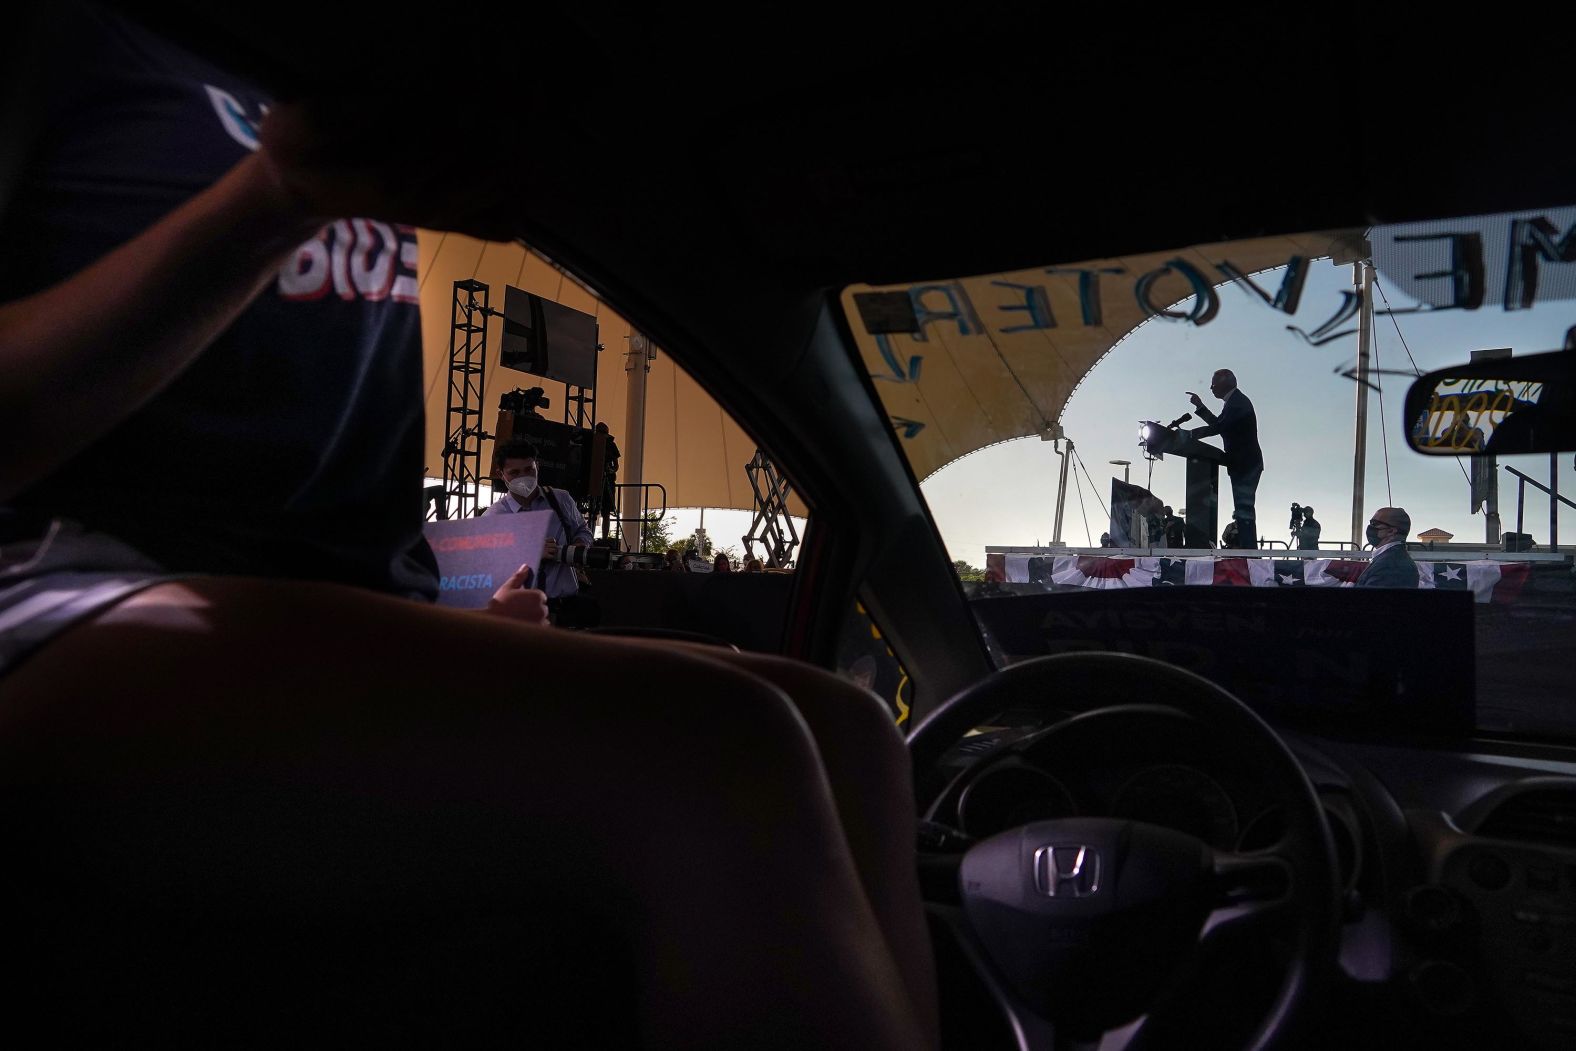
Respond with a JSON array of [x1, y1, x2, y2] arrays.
[[500, 286, 599, 389]]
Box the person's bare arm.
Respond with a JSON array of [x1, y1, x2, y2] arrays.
[[0, 152, 322, 500], [0, 83, 537, 503]]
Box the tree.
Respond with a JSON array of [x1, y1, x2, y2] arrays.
[[952, 559, 985, 581], [640, 514, 676, 554]]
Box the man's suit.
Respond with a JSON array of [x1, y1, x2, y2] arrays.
[[1194, 389, 1263, 548], [1356, 542, 1420, 588]]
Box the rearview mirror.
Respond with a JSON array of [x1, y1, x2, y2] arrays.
[[1404, 349, 1576, 457]]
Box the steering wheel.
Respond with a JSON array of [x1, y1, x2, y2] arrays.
[[909, 653, 1340, 1050]]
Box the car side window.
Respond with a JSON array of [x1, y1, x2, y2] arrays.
[[836, 598, 914, 726]]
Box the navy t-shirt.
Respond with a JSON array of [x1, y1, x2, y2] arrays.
[[0, 4, 438, 600]]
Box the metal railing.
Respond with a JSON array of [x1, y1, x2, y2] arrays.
[[1506, 463, 1571, 548], [610, 482, 669, 551]]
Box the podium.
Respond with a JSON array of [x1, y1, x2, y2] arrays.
[[1140, 421, 1227, 548]]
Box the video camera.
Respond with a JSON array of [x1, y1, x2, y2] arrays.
[[499, 386, 551, 416], [1289, 502, 1321, 548]]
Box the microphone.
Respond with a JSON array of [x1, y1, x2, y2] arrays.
[[1166, 412, 1192, 429]]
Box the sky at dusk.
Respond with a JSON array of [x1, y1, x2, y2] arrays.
[[919, 254, 1573, 565]]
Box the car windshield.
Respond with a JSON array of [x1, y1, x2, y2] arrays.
[[842, 206, 1576, 742]]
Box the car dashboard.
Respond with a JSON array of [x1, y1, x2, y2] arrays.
[[921, 714, 1576, 1049]]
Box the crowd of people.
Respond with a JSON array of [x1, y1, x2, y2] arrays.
[[656, 547, 768, 573]]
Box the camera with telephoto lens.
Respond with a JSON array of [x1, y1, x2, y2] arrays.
[[563, 540, 670, 571], [562, 543, 614, 570], [1290, 502, 1305, 531]]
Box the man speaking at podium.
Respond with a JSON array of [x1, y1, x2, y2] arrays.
[[1187, 369, 1262, 549]]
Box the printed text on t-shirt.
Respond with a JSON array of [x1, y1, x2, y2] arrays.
[[278, 221, 420, 304]]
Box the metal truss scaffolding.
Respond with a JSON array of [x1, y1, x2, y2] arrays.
[[565, 384, 595, 429], [441, 279, 490, 520], [743, 450, 799, 568]]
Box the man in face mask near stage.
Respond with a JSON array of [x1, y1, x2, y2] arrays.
[[485, 439, 593, 599], [1356, 507, 1418, 588]]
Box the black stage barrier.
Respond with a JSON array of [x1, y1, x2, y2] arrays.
[[971, 586, 1476, 740], [582, 570, 792, 653]]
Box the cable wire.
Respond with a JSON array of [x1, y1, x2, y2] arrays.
[[1371, 276, 1426, 375], [1373, 327, 1394, 505], [1071, 455, 1094, 546], [1373, 273, 1472, 487], [1070, 446, 1111, 519]]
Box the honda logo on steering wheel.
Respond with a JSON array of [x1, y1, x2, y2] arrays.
[[1034, 845, 1101, 897]]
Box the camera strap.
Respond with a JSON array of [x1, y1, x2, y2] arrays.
[[540, 487, 592, 588], [539, 486, 575, 539]]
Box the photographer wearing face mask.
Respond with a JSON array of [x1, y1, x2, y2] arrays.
[[1355, 507, 1418, 588], [484, 439, 594, 600]]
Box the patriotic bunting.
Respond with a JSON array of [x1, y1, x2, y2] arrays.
[[995, 554, 1534, 604]]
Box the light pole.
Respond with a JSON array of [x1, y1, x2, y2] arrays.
[[1109, 459, 1131, 484], [621, 331, 653, 551]]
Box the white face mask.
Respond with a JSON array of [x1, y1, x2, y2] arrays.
[[506, 475, 538, 501]]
